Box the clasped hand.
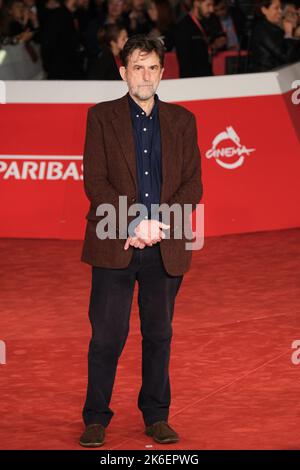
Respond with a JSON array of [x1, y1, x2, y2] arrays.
[[124, 219, 170, 250]]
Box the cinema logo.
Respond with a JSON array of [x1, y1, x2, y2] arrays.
[[0, 340, 6, 365], [0, 155, 83, 180], [205, 126, 255, 169]]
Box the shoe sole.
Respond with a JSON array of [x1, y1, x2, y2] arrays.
[[145, 431, 179, 444], [79, 440, 105, 448], [152, 437, 179, 444]]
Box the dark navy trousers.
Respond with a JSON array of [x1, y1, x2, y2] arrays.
[[82, 243, 183, 427]]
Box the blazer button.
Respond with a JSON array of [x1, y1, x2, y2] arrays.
[[131, 197, 136, 202]]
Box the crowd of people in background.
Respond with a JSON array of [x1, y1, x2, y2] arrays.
[[0, 0, 300, 79]]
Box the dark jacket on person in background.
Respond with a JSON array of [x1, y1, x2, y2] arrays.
[[86, 44, 121, 79], [41, 6, 84, 79], [174, 13, 212, 77], [250, 16, 300, 72]]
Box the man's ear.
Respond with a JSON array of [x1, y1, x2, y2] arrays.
[[119, 66, 127, 81]]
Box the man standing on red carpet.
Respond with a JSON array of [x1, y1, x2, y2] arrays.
[[79, 34, 203, 447]]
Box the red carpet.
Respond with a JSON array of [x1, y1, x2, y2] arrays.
[[0, 228, 299, 450]]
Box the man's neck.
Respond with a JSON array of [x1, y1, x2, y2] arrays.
[[129, 93, 155, 116]]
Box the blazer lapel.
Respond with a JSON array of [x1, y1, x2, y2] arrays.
[[111, 94, 138, 194]]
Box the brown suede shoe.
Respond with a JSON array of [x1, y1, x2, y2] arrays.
[[145, 421, 179, 444], [79, 423, 105, 447]]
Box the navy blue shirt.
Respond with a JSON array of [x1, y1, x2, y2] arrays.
[[127, 92, 162, 228]]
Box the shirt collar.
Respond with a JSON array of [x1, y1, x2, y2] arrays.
[[127, 92, 159, 119]]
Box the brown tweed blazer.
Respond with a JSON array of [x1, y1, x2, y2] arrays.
[[81, 92, 203, 276]]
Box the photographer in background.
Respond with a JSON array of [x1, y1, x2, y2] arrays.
[[213, 0, 247, 50], [0, 0, 38, 46], [40, 0, 84, 79], [250, 0, 300, 72], [174, 0, 215, 77], [281, 1, 300, 37], [86, 22, 127, 78]]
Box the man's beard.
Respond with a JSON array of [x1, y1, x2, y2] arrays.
[[134, 84, 156, 100]]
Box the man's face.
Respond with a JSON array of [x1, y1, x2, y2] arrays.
[[133, 0, 145, 12], [67, 0, 79, 12], [10, 1, 24, 21], [119, 49, 164, 101], [197, 0, 214, 18], [108, 0, 124, 17]]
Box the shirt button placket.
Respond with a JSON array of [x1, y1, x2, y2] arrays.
[[142, 113, 150, 216]]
